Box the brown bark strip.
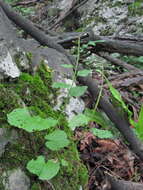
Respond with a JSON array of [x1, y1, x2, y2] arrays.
[[104, 175, 143, 190], [88, 32, 143, 56], [114, 35, 143, 42], [12, 0, 38, 7], [108, 71, 143, 81], [106, 71, 143, 88], [57, 31, 143, 56], [98, 52, 140, 72], [109, 75, 143, 88]]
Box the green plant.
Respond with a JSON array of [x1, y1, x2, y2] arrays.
[[130, 105, 143, 140], [7, 107, 70, 180], [45, 130, 70, 151], [128, 0, 142, 16], [68, 113, 90, 130], [5, 0, 35, 16], [52, 39, 114, 139], [52, 38, 89, 98], [26, 156, 60, 180], [7, 108, 58, 132], [91, 128, 113, 139], [123, 56, 143, 70], [52, 40, 105, 98], [104, 79, 143, 141]]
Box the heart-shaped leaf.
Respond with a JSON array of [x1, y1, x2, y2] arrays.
[[26, 156, 60, 180], [69, 86, 87, 97]]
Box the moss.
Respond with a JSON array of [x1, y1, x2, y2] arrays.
[[0, 64, 88, 190], [31, 183, 41, 190], [0, 86, 22, 123], [128, 2, 143, 16], [52, 144, 88, 190], [0, 131, 34, 169]]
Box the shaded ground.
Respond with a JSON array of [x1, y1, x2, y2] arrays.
[[3, 0, 143, 189]]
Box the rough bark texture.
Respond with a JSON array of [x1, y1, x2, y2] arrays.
[[105, 175, 143, 190]]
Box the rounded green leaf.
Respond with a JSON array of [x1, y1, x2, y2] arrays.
[[39, 160, 60, 180], [77, 69, 92, 77], [25, 116, 58, 132], [7, 108, 30, 127], [27, 156, 60, 180], [26, 156, 45, 176], [69, 86, 87, 97], [45, 130, 70, 150]]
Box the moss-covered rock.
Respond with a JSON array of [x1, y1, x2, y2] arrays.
[[0, 64, 88, 190]]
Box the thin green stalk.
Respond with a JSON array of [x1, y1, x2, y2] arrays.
[[94, 66, 104, 111], [57, 37, 81, 122], [72, 37, 81, 83]]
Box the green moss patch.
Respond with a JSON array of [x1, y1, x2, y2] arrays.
[[0, 63, 88, 190]]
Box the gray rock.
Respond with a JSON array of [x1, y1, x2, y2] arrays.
[[77, 0, 143, 36], [2, 168, 30, 190], [54, 77, 85, 120], [65, 97, 85, 120], [0, 40, 20, 79], [0, 6, 73, 79], [0, 128, 17, 157]]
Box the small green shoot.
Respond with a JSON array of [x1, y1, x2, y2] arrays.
[[88, 41, 96, 46], [131, 105, 143, 140], [104, 75, 132, 117]]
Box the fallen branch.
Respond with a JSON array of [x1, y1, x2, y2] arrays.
[[88, 31, 143, 56], [98, 52, 140, 72], [104, 175, 143, 190], [12, 0, 38, 7], [107, 71, 143, 88], [109, 75, 143, 88], [57, 31, 143, 56]]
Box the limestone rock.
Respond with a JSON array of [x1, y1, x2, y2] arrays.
[[2, 168, 30, 190]]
